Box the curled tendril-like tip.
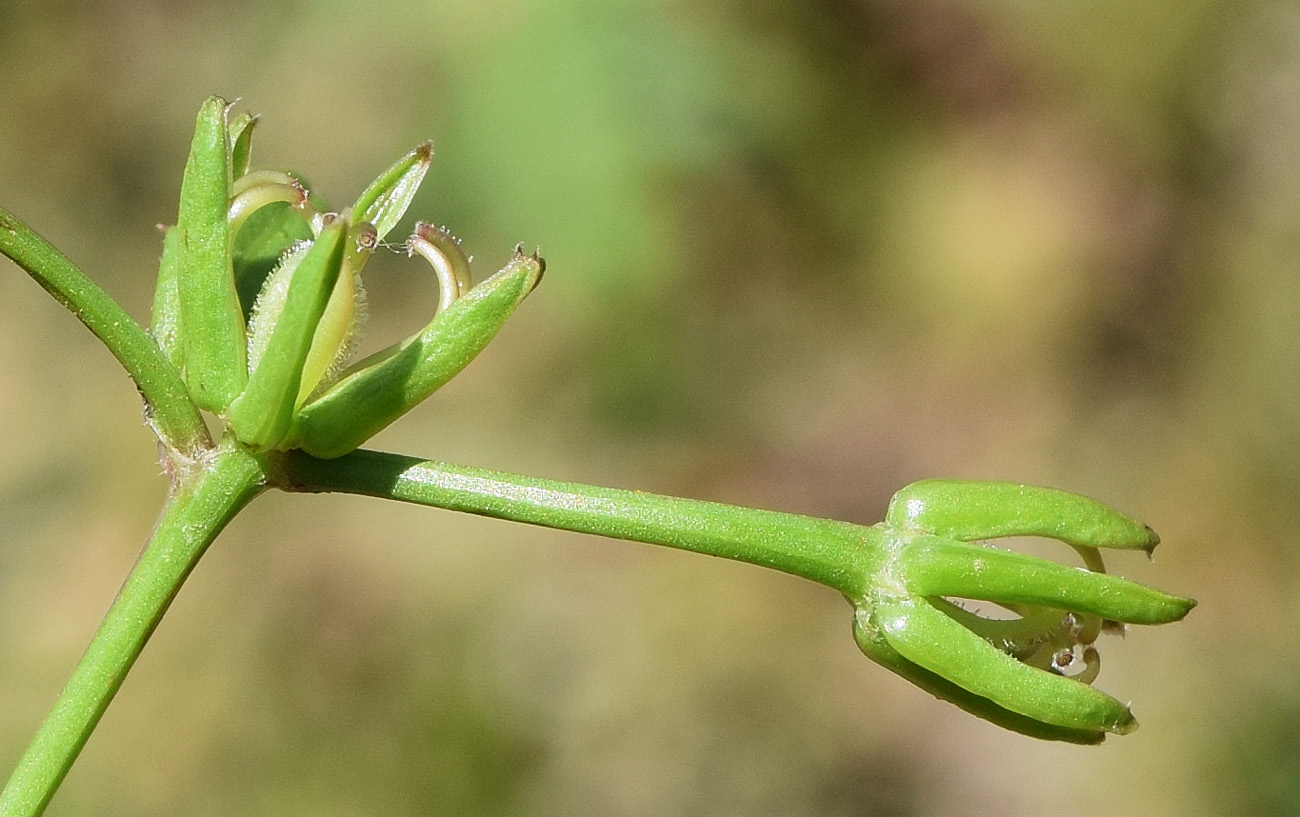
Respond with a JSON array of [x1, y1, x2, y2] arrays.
[[227, 171, 307, 236], [407, 222, 472, 312], [1053, 645, 1101, 685], [285, 233, 544, 458]]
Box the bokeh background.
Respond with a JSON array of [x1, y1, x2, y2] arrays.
[[0, 0, 1287, 814]]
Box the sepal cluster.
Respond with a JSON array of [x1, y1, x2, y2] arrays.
[[851, 480, 1195, 743], [151, 97, 542, 457]]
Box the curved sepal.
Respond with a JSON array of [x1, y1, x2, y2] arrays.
[[899, 536, 1196, 625], [886, 480, 1160, 553], [871, 597, 1136, 736], [852, 608, 1109, 744], [408, 222, 472, 309], [176, 95, 247, 412]]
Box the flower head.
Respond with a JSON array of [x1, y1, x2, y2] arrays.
[[155, 97, 542, 458]]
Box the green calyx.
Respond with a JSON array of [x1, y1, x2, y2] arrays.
[[852, 480, 1194, 744], [154, 97, 541, 456]]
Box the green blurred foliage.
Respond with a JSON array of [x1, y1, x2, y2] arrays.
[[0, 0, 1290, 814]]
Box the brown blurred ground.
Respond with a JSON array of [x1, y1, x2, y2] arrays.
[[0, 0, 1285, 814]]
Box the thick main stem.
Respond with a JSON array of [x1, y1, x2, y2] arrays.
[[285, 449, 883, 598], [0, 443, 265, 817]]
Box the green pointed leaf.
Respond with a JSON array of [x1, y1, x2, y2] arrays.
[[176, 95, 247, 412], [875, 597, 1136, 735], [351, 142, 433, 241], [899, 537, 1196, 625], [227, 217, 348, 451], [886, 480, 1160, 553], [852, 608, 1107, 744]]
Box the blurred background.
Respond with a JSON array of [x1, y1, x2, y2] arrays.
[[0, 0, 1285, 814]]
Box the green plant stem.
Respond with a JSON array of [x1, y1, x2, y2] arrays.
[[0, 441, 265, 817], [284, 449, 882, 598], [0, 205, 210, 455]]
